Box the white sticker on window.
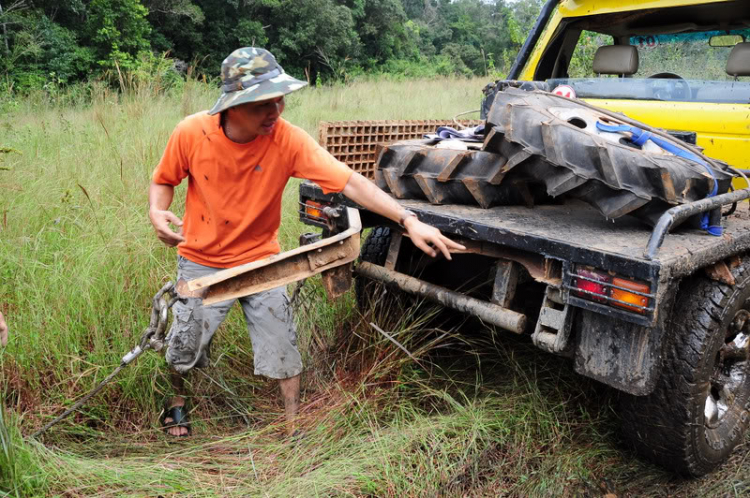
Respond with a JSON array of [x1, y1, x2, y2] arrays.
[[634, 36, 659, 49]]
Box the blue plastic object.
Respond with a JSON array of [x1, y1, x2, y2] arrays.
[[596, 121, 722, 236]]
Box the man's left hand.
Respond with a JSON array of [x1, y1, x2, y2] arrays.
[[403, 216, 465, 260]]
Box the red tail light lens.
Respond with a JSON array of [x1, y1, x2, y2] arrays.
[[573, 268, 611, 303]]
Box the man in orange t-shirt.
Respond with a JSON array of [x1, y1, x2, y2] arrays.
[[149, 47, 464, 437]]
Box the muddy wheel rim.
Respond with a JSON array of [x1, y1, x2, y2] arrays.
[[705, 309, 750, 429]]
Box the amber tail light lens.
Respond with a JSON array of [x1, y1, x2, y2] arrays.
[[304, 201, 324, 219], [611, 278, 650, 314]]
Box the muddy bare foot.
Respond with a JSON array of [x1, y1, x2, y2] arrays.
[[162, 396, 190, 437]]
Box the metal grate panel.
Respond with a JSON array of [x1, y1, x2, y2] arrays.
[[318, 119, 482, 179]]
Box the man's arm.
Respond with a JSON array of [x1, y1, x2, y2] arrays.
[[341, 172, 465, 260], [149, 181, 186, 247]]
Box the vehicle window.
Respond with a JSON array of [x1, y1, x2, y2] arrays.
[[569, 31, 614, 78], [549, 28, 750, 104], [631, 30, 749, 80]]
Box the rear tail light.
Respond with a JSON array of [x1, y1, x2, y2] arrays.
[[573, 268, 610, 303], [299, 200, 333, 227], [304, 200, 324, 219], [571, 266, 652, 314], [611, 278, 650, 313]]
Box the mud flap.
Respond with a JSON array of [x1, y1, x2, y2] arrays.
[[573, 310, 666, 395]]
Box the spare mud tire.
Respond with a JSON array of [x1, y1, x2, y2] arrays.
[[375, 140, 550, 208], [376, 89, 736, 226], [483, 88, 734, 224]]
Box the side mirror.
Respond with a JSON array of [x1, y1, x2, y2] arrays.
[[709, 34, 744, 47]]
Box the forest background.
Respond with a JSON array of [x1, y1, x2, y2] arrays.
[[0, 0, 545, 92]]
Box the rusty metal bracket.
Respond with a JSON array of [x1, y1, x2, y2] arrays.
[[705, 260, 736, 286], [532, 286, 574, 354], [490, 260, 519, 308], [188, 208, 362, 305]]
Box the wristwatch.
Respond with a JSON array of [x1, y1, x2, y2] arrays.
[[399, 209, 418, 228]]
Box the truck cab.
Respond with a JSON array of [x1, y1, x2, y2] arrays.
[[494, 0, 750, 175]]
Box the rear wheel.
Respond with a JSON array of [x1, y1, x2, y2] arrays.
[[355, 226, 393, 312], [620, 257, 750, 476]]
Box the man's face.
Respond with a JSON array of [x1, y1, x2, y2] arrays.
[[230, 96, 285, 136]]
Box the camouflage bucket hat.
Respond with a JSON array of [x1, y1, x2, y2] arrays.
[[208, 47, 307, 115]]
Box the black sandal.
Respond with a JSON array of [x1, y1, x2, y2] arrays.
[[161, 402, 191, 437]]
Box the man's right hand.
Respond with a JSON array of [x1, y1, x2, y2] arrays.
[[149, 208, 186, 247]]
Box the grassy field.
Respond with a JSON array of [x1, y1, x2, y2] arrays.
[[1, 77, 749, 497]]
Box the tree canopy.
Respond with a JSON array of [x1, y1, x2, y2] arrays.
[[0, 0, 544, 90]]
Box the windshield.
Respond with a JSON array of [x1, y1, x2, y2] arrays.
[[553, 28, 750, 103], [630, 29, 750, 81]]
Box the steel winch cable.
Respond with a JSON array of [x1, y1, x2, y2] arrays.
[[29, 282, 181, 439]]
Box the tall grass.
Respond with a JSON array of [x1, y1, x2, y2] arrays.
[[1, 76, 749, 496], [0, 75, 484, 422]]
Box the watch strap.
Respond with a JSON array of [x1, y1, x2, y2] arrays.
[[399, 209, 418, 227]]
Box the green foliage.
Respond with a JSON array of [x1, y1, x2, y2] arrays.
[[355, 0, 411, 66], [85, 0, 152, 70], [440, 43, 479, 76], [0, 0, 547, 89], [145, 0, 204, 24], [266, 0, 358, 82], [0, 10, 94, 92], [233, 19, 268, 48], [0, 402, 42, 497]]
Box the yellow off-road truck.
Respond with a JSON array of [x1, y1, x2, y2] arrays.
[[298, 0, 750, 476]]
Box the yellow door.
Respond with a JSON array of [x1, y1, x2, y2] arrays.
[[589, 100, 750, 172]]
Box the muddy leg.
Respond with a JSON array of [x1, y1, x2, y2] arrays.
[[164, 371, 189, 437], [279, 374, 300, 436]]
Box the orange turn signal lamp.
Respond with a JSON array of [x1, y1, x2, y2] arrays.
[[304, 200, 325, 220], [572, 266, 651, 314]]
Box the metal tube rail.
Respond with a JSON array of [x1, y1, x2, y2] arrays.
[[644, 188, 750, 260], [355, 262, 527, 334]]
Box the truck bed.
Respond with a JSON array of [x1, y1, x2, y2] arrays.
[[399, 199, 750, 280], [300, 181, 750, 282]]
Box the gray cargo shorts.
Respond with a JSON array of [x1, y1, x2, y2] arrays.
[[165, 256, 302, 379]]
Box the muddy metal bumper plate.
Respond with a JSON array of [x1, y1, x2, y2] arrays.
[[186, 208, 362, 305]]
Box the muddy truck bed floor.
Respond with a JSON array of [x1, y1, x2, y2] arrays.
[[400, 199, 750, 278], [301, 181, 750, 282]]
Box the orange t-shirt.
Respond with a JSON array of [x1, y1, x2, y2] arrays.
[[152, 112, 353, 268]]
